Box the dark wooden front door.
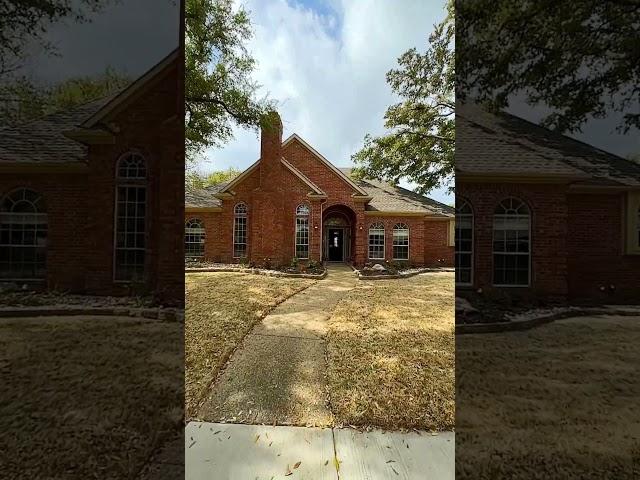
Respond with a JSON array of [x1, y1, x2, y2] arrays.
[[328, 228, 343, 261]]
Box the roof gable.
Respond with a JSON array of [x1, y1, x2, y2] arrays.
[[282, 134, 369, 196], [81, 49, 178, 128]]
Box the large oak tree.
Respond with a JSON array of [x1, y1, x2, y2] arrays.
[[457, 0, 640, 133], [352, 2, 454, 195], [185, 0, 273, 162]]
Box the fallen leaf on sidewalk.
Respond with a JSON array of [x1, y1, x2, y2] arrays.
[[254, 434, 260, 443], [285, 465, 293, 476], [293, 461, 301, 469]]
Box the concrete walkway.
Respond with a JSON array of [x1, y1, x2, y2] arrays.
[[197, 264, 357, 426], [185, 422, 454, 480]]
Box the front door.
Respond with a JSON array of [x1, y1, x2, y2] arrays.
[[328, 228, 343, 261]]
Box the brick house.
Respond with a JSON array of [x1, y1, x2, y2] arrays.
[[0, 49, 184, 304], [185, 113, 454, 268], [456, 104, 640, 302]]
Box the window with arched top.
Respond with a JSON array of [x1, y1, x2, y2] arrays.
[[233, 202, 248, 258], [114, 152, 147, 282], [392, 223, 409, 260], [493, 198, 530, 286], [185, 218, 205, 258], [455, 200, 474, 285], [0, 188, 47, 279], [368, 222, 385, 260], [117, 152, 147, 179], [295, 204, 310, 259]]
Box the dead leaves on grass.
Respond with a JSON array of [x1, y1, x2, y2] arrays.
[[326, 273, 455, 431]]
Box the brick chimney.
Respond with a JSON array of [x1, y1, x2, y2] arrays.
[[259, 111, 283, 189]]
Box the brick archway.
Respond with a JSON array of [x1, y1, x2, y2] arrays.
[[322, 204, 357, 263]]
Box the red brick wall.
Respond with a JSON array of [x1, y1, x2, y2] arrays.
[[456, 182, 569, 299], [567, 193, 640, 302], [85, 61, 182, 303], [0, 173, 88, 292], [424, 220, 454, 267]]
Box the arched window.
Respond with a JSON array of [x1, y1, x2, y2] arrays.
[[0, 188, 47, 279], [368, 222, 385, 260], [455, 200, 474, 285], [185, 218, 205, 258], [295, 204, 310, 259], [233, 202, 248, 258], [392, 223, 409, 260], [114, 152, 147, 282], [493, 198, 530, 286]]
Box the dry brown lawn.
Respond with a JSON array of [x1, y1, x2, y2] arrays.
[[456, 315, 640, 479], [326, 272, 454, 431], [0, 316, 182, 479], [185, 272, 315, 419]]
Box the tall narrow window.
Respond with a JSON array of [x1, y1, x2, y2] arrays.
[[637, 206, 640, 247], [114, 152, 147, 282], [0, 188, 47, 279], [233, 202, 248, 258], [295, 204, 310, 259], [455, 200, 473, 285], [368, 222, 385, 260], [493, 198, 530, 286], [392, 223, 409, 260], [185, 218, 205, 258]]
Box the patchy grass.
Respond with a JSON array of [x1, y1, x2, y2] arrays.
[[0, 316, 182, 479], [456, 315, 640, 479], [326, 272, 454, 431], [185, 272, 315, 419]]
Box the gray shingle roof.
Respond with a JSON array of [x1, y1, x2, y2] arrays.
[[340, 168, 454, 216], [185, 183, 226, 209], [0, 95, 116, 164], [457, 103, 640, 186]]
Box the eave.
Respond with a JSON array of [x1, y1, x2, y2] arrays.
[[0, 162, 88, 174], [185, 206, 222, 212], [456, 171, 587, 184], [63, 128, 116, 145]]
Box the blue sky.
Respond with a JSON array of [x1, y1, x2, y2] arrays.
[[195, 0, 452, 204]]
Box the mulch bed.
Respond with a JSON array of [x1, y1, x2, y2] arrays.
[[185, 260, 326, 277]]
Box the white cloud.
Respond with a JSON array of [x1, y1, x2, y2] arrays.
[[197, 0, 452, 204]]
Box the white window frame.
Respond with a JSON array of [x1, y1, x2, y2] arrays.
[[233, 202, 248, 259], [625, 192, 640, 254], [113, 152, 147, 283], [295, 204, 310, 260], [185, 218, 205, 258], [455, 200, 474, 286], [492, 198, 531, 287], [0, 188, 48, 280], [368, 222, 385, 260], [392, 223, 410, 260]]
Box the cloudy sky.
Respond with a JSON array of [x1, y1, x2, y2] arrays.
[[196, 0, 453, 204], [16, 0, 178, 84]]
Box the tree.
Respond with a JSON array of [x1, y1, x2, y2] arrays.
[[185, 0, 274, 162], [0, 1, 113, 77], [185, 167, 241, 189], [457, 0, 640, 134], [352, 2, 454, 195], [0, 68, 130, 126]]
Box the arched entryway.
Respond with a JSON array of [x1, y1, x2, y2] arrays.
[[322, 204, 356, 263]]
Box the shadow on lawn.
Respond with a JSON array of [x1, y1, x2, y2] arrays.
[[0, 316, 183, 479], [456, 315, 640, 479]]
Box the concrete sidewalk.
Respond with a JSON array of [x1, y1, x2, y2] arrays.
[[185, 422, 454, 480], [196, 265, 357, 426]]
